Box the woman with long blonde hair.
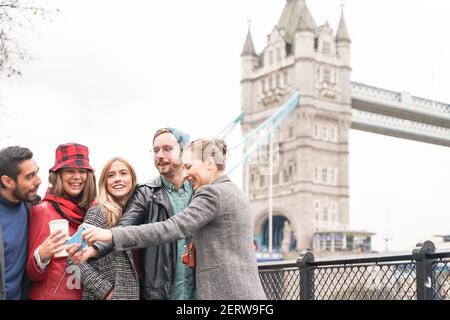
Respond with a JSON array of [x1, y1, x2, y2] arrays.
[[78, 157, 140, 300]]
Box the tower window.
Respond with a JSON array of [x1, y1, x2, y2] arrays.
[[315, 200, 320, 211], [314, 167, 319, 183], [283, 169, 289, 183], [259, 175, 265, 188], [288, 127, 294, 138], [331, 127, 337, 142], [322, 168, 328, 184], [323, 206, 329, 222], [331, 202, 337, 213], [283, 71, 288, 87], [276, 48, 282, 62], [331, 202, 338, 223], [288, 162, 296, 180], [313, 124, 319, 139], [322, 126, 328, 140], [329, 168, 335, 185], [322, 41, 331, 55], [323, 69, 331, 83]]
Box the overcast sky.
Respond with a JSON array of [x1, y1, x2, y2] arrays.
[[1, 0, 450, 252]]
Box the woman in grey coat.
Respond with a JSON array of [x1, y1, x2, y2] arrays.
[[82, 139, 266, 300], [77, 157, 140, 300]]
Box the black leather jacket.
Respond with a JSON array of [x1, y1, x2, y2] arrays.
[[95, 176, 177, 300]]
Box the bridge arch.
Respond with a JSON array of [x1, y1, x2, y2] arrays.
[[254, 209, 297, 251]]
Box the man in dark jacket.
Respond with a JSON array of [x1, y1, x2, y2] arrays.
[[71, 128, 195, 300], [0, 146, 41, 300]]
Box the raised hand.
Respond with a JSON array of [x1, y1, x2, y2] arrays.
[[67, 244, 98, 264], [82, 226, 113, 246], [38, 229, 68, 261]]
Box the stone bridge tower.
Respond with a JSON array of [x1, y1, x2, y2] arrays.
[[241, 0, 352, 252]]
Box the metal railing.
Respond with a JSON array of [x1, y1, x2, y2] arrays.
[[258, 241, 450, 300]]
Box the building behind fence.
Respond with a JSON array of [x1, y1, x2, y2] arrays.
[[258, 241, 450, 300]]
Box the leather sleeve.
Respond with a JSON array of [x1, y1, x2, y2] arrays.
[[94, 187, 148, 257], [26, 205, 52, 282], [111, 184, 219, 250]]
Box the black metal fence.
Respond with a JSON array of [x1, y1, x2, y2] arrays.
[[258, 241, 450, 300]]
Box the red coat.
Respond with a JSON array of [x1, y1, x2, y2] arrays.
[[26, 192, 86, 300]]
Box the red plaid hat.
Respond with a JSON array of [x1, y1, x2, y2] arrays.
[[49, 143, 94, 173]]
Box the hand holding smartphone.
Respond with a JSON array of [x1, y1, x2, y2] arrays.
[[66, 223, 89, 251]]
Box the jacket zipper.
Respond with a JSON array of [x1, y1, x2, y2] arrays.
[[53, 268, 66, 295]]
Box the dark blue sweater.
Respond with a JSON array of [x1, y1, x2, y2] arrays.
[[0, 193, 28, 300]]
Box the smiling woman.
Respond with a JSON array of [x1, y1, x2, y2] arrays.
[[26, 142, 96, 300], [75, 157, 140, 300]]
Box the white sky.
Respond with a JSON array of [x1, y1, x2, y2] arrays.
[[1, 0, 450, 253]]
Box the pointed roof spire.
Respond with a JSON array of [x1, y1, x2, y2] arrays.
[[278, 0, 316, 44], [295, 1, 316, 33], [336, 6, 351, 43], [241, 22, 257, 57]]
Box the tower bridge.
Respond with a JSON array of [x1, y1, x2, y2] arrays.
[[240, 0, 450, 255]]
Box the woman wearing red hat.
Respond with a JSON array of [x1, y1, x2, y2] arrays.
[[26, 143, 96, 300]]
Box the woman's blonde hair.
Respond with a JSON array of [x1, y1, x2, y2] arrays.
[[97, 157, 137, 227], [49, 170, 97, 209], [186, 138, 228, 171]]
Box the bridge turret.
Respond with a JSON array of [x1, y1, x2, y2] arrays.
[[294, 1, 316, 59], [294, 1, 316, 97], [336, 8, 352, 105], [241, 26, 258, 115], [241, 27, 258, 78], [336, 8, 351, 67]]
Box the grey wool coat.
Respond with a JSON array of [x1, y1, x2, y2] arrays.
[[79, 205, 139, 300], [111, 175, 266, 300]]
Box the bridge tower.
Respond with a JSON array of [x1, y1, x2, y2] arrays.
[[241, 0, 353, 252]]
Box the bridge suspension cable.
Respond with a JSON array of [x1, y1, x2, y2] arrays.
[[225, 91, 300, 174], [214, 91, 300, 255], [214, 113, 243, 140]]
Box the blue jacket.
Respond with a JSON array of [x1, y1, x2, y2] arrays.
[[0, 226, 5, 300], [0, 197, 39, 300]]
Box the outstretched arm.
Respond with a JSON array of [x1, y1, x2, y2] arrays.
[[93, 188, 148, 257], [84, 185, 220, 251]]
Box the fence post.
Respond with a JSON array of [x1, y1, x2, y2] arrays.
[[412, 241, 436, 300], [297, 251, 315, 300]]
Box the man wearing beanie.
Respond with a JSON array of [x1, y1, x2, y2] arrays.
[[80, 128, 195, 300]]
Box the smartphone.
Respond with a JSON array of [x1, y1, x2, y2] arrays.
[[66, 224, 89, 251]]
